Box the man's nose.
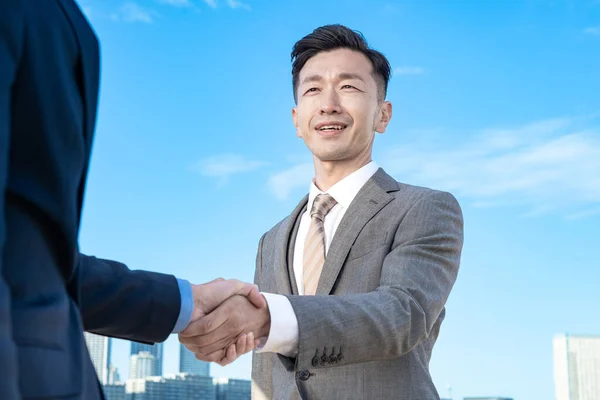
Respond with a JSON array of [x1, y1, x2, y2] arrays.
[[319, 89, 342, 114]]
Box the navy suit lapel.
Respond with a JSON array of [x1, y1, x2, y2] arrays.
[[55, 0, 100, 147], [54, 0, 101, 224]]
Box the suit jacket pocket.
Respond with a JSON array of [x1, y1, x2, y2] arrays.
[[12, 296, 83, 398], [11, 295, 70, 346], [346, 236, 388, 262]]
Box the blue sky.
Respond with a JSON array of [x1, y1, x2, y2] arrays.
[[77, 1, 600, 399]]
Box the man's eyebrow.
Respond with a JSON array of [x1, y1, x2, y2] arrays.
[[338, 72, 366, 82], [301, 74, 323, 85], [300, 73, 366, 86]]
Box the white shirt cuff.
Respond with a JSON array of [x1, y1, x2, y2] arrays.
[[255, 292, 299, 357]]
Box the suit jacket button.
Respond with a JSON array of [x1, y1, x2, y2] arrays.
[[321, 355, 329, 364], [297, 370, 311, 381], [337, 354, 344, 363], [329, 355, 338, 364], [312, 357, 320, 367]]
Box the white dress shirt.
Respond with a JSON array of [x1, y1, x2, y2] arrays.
[[258, 161, 380, 357]]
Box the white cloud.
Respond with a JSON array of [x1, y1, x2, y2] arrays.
[[191, 154, 267, 182], [203, 0, 217, 8], [380, 116, 600, 218], [584, 26, 600, 35], [267, 163, 313, 201], [565, 207, 600, 220], [227, 0, 251, 10], [394, 66, 425, 75], [116, 2, 155, 23], [158, 0, 193, 7]]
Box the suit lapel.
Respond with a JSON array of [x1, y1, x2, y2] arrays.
[[274, 195, 308, 295], [286, 208, 304, 295], [55, 0, 101, 225], [55, 0, 100, 147], [316, 169, 400, 295]]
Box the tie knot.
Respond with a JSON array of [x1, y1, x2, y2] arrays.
[[310, 194, 337, 222]]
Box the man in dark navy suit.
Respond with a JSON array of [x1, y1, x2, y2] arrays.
[[0, 1, 267, 398]]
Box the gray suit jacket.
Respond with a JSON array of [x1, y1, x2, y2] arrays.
[[252, 168, 464, 400]]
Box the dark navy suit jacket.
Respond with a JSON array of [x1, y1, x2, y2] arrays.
[[0, 1, 182, 398]]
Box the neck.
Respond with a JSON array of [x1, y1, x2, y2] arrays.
[[312, 152, 372, 192]]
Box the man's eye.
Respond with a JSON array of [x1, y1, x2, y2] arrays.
[[305, 87, 319, 93], [342, 85, 356, 90]]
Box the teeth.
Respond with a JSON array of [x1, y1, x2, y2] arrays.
[[319, 125, 344, 131]]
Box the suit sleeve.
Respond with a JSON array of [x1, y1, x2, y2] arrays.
[[251, 233, 275, 400], [77, 254, 182, 344], [285, 191, 464, 370], [0, 2, 24, 398]]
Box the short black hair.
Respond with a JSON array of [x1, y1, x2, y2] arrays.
[[291, 24, 392, 103]]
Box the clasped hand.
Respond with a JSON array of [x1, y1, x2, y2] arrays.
[[178, 278, 271, 366]]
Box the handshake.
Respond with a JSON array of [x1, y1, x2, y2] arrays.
[[178, 279, 271, 366]]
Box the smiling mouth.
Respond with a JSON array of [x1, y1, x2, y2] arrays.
[[316, 124, 347, 132]]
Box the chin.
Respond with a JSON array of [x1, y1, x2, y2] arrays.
[[312, 151, 347, 162]]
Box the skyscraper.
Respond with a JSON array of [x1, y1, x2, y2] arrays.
[[179, 343, 210, 376], [554, 333, 600, 400], [463, 397, 513, 400], [108, 364, 121, 384], [103, 383, 126, 400], [125, 374, 215, 400], [130, 351, 156, 380], [214, 378, 251, 400], [84, 332, 112, 384], [131, 342, 163, 377]]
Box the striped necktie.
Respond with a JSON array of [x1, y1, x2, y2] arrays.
[[303, 193, 337, 295]]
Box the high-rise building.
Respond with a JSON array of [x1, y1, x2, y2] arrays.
[[103, 383, 126, 400], [125, 373, 215, 400], [164, 374, 215, 399], [463, 397, 513, 400], [131, 342, 163, 377], [130, 352, 156, 380], [554, 334, 600, 400], [179, 343, 210, 376], [108, 364, 121, 384], [84, 332, 112, 384], [215, 378, 251, 400]]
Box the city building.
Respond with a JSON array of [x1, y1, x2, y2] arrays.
[[130, 351, 156, 379], [103, 383, 126, 400], [554, 334, 600, 400], [108, 364, 121, 384], [125, 373, 215, 400], [179, 343, 210, 376], [84, 332, 112, 384], [131, 342, 163, 377], [214, 378, 251, 400], [464, 397, 513, 400]]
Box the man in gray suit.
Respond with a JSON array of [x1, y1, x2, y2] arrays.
[[179, 24, 463, 399]]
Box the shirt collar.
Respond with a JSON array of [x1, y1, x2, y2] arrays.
[[307, 161, 379, 211]]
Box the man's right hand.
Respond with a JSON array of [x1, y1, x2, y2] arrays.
[[179, 294, 270, 365], [179, 279, 267, 366], [190, 278, 266, 322]]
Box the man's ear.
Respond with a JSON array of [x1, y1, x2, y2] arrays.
[[375, 101, 392, 134], [292, 107, 302, 138]]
